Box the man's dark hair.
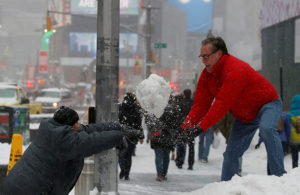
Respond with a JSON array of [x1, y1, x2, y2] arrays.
[[202, 36, 228, 55], [183, 89, 192, 99]]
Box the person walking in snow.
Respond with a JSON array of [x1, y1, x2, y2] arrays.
[[146, 94, 181, 181], [0, 106, 127, 195], [180, 36, 286, 181], [118, 92, 144, 180], [175, 89, 195, 170], [288, 94, 300, 168]]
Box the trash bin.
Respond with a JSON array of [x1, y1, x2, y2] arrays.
[[0, 106, 30, 144], [0, 164, 8, 185]]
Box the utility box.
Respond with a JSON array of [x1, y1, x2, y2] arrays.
[[0, 106, 30, 144], [74, 157, 95, 195]]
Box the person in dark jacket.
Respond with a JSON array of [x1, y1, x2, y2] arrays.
[[181, 36, 286, 181], [146, 94, 181, 181], [175, 89, 195, 170], [118, 92, 144, 180], [0, 106, 125, 195]]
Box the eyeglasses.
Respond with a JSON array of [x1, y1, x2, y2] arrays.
[[198, 50, 217, 59]]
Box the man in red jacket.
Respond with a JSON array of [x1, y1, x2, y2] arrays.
[[181, 36, 286, 181]]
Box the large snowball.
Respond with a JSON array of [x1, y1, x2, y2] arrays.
[[136, 74, 171, 118]]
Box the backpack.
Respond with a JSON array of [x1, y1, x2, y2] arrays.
[[295, 118, 300, 134], [149, 129, 161, 141]]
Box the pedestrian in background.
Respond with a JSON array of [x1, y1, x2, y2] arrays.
[[146, 94, 181, 181], [118, 92, 144, 180], [175, 89, 195, 170], [288, 94, 300, 168], [198, 126, 215, 163], [181, 36, 286, 181]]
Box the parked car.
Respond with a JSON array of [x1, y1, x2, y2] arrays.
[[35, 88, 73, 113], [0, 84, 42, 114]]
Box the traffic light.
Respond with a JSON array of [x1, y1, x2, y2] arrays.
[[46, 16, 51, 32], [149, 50, 153, 61]]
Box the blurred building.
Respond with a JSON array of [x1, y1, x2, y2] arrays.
[[260, 0, 300, 110], [49, 0, 187, 91], [0, 0, 45, 83], [211, 0, 262, 70]]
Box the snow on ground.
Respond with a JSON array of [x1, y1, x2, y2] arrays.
[[115, 130, 298, 195], [0, 131, 298, 195]]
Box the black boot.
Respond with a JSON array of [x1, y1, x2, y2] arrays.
[[119, 170, 125, 179]]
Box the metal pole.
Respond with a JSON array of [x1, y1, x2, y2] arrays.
[[279, 58, 283, 102], [145, 0, 152, 77], [94, 0, 120, 194]]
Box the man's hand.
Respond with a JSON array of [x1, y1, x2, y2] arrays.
[[121, 125, 144, 144], [117, 137, 128, 156], [186, 126, 203, 141]]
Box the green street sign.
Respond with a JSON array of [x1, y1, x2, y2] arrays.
[[154, 43, 167, 49]]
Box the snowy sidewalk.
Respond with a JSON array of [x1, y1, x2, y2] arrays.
[[118, 131, 295, 195]]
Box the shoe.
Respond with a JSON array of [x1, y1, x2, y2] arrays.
[[124, 175, 130, 180], [187, 166, 193, 170], [156, 174, 164, 182], [162, 174, 168, 181], [119, 170, 125, 179], [177, 165, 182, 169], [200, 159, 208, 163]]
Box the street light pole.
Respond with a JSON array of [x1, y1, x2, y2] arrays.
[[145, 0, 152, 77], [94, 0, 120, 194], [142, 0, 159, 78]]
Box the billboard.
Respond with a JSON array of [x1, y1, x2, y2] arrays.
[[71, 0, 139, 15], [119, 33, 138, 58], [69, 32, 138, 58], [69, 32, 97, 57], [120, 0, 139, 15], [71, 0, 97, 15]]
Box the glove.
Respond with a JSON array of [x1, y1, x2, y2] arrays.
[[122, 126, 144, 144], [254, 143, 261, 149], [176, 129, 187, 146], [186, 126, 203, 142], [117, 137, 128, 156]]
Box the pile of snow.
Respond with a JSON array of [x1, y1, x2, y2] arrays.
[[135, 74, 171, 118], [185, 167, 300, 195]]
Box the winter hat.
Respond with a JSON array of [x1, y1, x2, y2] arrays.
[[53, 106, 79, 126]]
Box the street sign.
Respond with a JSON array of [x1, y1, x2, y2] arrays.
[[146, 62, 155, 67], [38, 50, 48, 73], [154, 43, 167, 49]]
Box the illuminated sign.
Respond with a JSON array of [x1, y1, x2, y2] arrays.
[[69, 32, 97, 57], [69, 32, 138, 58], [120, 0, 139, 15], [71, 0, 138, 15]]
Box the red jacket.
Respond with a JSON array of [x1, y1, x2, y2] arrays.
[[181, 54, 278, 131]]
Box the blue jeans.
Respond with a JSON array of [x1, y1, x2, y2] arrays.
[[198, 127, 214, 161], [154, 148, 171, 176], [221, 98, 286, 181]]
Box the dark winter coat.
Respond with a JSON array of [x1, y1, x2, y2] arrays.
[[0, 118, 123, 195], [119, 93, 143, 142], [148, 99, 182, 150], [179, 98, 194, 124]]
